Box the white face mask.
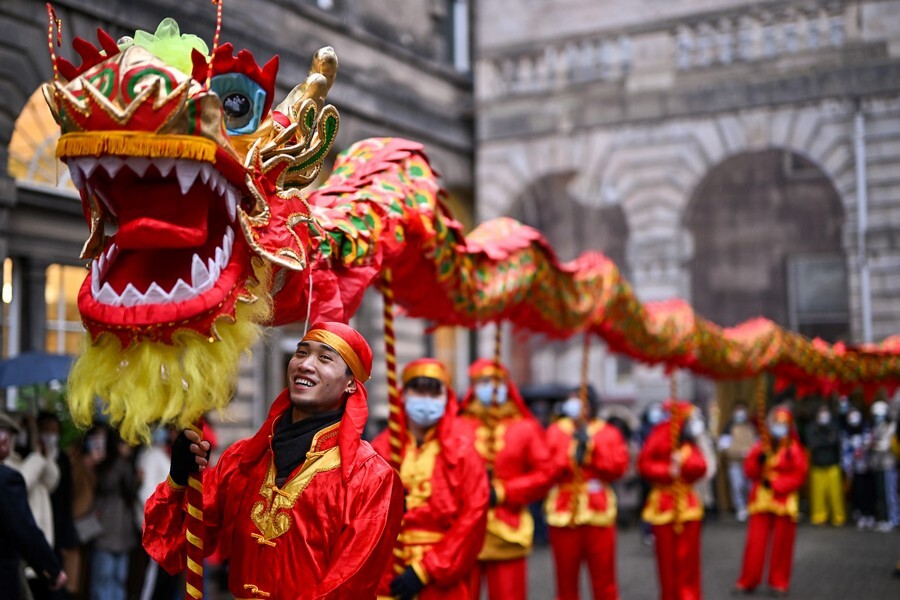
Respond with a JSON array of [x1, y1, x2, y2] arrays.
[[817, 412, 831, 426], [561, 398, 583, 420], [847, 412, 862, 427], [474, 382, 507, 406], [733, 410, 747, 424], [40, 434, 59, 450], [404, 394, 447, 428], [687, 418, 705, 439], [770, 423, 789, 440], [647, 407, 664, 425]]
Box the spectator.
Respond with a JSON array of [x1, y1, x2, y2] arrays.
[[842, 407, 876, 529], [0, 411, 67, 597], [805, 405, 846, 527], [90, 430, 139, 600], [37, 411, 77, 600], [690, 409, 718, 518], [869, 401, 897, 531], [137, 427, 180, 600], [68, 424, 108, 598], [3, 412, 61, 597], [718, 402, 757, 521]]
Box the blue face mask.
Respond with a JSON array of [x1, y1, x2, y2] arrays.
[[648, 407, 664, 425], [770, 423, 789, 440], [561, 398, 583, 419], [404, 395, 446, 428], [475, 382, 507, 406]]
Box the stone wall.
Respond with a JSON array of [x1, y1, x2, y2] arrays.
[[475, 0, 900, 406]]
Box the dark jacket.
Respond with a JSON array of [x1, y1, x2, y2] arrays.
[[0, 464, 62, 597], [805, 423, 842, 467]]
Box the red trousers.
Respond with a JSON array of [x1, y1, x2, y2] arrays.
[[548, 525, 618, 600], [652, 521, 702, 600], [468, 558, 527, 600], [735, 513, 797, 593]]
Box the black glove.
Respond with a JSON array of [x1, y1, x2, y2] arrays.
[[390, 566, 425, 600], [678, 425, 694, 446], [574, 427, 589, 465], [761, 478, 772, 490], [574, 426, 590, 444], [169, 431, 206, 487], [489, 485, 499, 508], [757, 452, 768, 468]]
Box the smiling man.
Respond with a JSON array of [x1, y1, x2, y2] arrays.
[[143, 322, 404, 599]]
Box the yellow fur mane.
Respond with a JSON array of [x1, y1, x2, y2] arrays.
[[67, 263, 273, 444]]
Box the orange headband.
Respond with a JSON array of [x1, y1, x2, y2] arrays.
[[302, 329, 369, 382], [471, 365, 506, 380], [402, 362, 451, 387]]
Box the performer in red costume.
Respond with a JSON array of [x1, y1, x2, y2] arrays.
[[545, 393, 630, 600], [143, 322, 404, 599], [638, 401, 708, 600], [372, 358, 489, 600], [458, 359, 556, 600], [733, 406, 808, 597]]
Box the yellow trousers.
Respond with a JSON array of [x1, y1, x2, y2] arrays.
[[809, 465, 845, 526]]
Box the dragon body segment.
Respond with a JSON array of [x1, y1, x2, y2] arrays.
[[43, 22, 899, 441]]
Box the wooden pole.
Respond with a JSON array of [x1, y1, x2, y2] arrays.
[[184, 424, 205, 599], [381, 269, 402, 473]]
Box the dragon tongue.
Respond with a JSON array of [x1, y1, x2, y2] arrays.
[[116, 217, 208, 249], [114, 192, 210, 249]]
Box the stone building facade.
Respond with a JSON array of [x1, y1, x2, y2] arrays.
[[475, 0, 900, 410], [1, 0, 474, 444]]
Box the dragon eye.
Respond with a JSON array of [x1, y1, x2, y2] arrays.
[[223, 93, 252, 129], [209, 73, 267, 135]]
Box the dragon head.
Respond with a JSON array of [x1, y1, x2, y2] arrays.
[[43, 20, 339, 440]]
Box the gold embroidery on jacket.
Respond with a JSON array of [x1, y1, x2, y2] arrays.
[[249, 426, 342, 544], [400, 435, 440, 511]]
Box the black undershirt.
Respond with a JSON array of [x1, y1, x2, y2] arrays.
[[271, 407, 344, 486]]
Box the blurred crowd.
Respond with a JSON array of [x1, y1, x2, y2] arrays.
[[0, 412, 194, 600], [2, 389, 899, 599], [524, 389, 900, 548]]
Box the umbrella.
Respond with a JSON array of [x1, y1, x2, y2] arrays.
[[0, 352, 74, 387]]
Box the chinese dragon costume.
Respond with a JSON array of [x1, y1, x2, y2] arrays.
[[40, 17, 900, 443]]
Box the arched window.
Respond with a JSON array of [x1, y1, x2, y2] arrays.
[[8, 88, 77, 195]]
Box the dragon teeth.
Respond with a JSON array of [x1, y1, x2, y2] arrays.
[[224, 186, 238, 222], [200, 163, 213, 185], [144, 282, 170, 304], [68, 163, 85, 191], [96, 282, 120, 306], [169, 279, 194, 303], [99, 156, 125, 177], [155, 158, 175, 177], [191, 254, 211, 291], [119, 283, 144, 307], [126, 157, 152, 177], [176, 160, 203, 195]]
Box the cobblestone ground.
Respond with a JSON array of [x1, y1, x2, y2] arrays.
[[203, 516, 899, 599], [527, 517, 900, 599]]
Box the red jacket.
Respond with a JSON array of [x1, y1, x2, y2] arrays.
[[372, 420, 488, 591], [744, 438, 808, 521], [544, 418, 629, 527], [143, 390, 404, 600], [457, 406, 555, 561], [638, 422, 708, 525]]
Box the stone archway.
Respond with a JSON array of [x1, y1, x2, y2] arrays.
[[684, 148, 848, 341], [506, 171, 630, 387], [510, 171, 629, 268]]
